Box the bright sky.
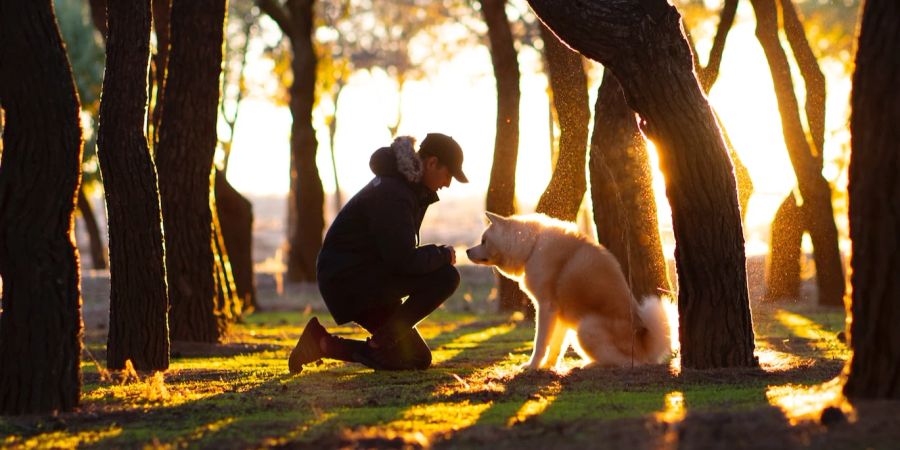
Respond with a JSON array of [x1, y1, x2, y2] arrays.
[[224, 2, 852, 254]]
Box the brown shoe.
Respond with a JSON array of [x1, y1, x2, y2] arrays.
[[288, 317, 328, 374]]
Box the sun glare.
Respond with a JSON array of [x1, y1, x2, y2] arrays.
[[766, 378, 853, 425]]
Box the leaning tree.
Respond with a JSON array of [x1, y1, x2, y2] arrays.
[[526, 0, 756, 368], [0, 0, 84, 413], [842, 0, 900, 399]]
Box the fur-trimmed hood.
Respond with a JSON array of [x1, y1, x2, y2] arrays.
[[369, 136, 422, 183]]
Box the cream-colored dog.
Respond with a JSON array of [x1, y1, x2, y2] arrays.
[[466, 213, 672, 370]]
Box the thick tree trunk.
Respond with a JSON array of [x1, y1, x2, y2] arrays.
[[684, 1, 753, 222], [480, 0, 528, 313], [284, 0, 324, 283], [535, 24, 590, 222], [590, 71, 671, 300], [765, 192, 803, 300], [527, 0, 756, 368], [0, 0, 84, 414], [843, 0, 900, 399], [750, 0, 845, 307], [215, 171, 257, 313], [77, 186, 108, 270], [97, 0, 170, 371], [156, 0, 229, 343]]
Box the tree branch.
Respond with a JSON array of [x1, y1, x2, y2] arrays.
[[700, 0, 738, 91], [779, 0, 826, 159], [257, 0, 293, 37]]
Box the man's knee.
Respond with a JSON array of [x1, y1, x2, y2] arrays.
[[434, 264, 460, 297]]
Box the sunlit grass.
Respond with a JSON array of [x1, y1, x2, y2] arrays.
[[766, 377, 854, 425], [774, 309, 850, 360], [0, 303, 859, 448]]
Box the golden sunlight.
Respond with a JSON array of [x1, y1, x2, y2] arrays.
[[775, 310, 850, 359], [508, 381, 562, 426], [766, 378, 853, 425], [655, 391, 687, 423], [431, 323, 516, 365]]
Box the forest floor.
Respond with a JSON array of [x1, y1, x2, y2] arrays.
[[3, 268, 900, 449]]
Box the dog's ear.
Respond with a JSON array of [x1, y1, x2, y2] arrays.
[[485, 211, 506, 225]]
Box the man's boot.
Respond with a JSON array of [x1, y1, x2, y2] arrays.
[[288, 317, 329, 373]]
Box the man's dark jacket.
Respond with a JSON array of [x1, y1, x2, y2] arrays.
[[317, 137, 452, 324]]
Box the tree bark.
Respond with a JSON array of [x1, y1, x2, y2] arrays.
[[156, 0, 229, 343], [215, 171, 257, 313], [843, 0, 900, 399], [535, 23, 590, 222], [590, 71, 671, 300], [749, 0, 845, 307], [97, 0, 170, 371], [527, 0, 756, 368], [480, 0, 528, 313], [0, 0, 84, 414], [77, 186, 108, 269]]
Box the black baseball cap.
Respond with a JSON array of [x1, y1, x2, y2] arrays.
[[418, 133, 468, 183]]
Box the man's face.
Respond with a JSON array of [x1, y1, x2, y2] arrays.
[[421, 156, 453, 192]]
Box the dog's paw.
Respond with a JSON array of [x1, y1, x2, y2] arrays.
[[519, 361, 543, 372]]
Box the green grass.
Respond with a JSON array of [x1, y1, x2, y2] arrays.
[[0, 299, 857, 449]]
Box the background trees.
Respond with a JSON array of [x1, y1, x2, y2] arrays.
[[0, 0, 84, 414], [749, 0, 845, 307], [259, 0, 325, 284], [480, 0, 528, 313]]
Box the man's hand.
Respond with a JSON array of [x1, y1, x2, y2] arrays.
[[441, 245, 457, 265]]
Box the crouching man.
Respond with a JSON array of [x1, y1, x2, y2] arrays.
[[288, 133, 467, 372]]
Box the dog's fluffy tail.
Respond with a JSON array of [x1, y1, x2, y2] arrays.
[[637, 295, 675, 363]]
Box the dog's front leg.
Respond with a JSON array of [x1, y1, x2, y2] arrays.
[[524, 303, 558, 371]]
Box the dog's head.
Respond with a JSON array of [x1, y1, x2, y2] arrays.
[[466, 212, 533, 276]]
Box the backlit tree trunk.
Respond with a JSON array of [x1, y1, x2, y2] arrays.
[[77, 187, 108, 269], [685, 0, 753, 221], [535, 24, 590, 222], [0, 0, 84, 413], [259, 0, 324, 283], [216, 171, 257, 313], [750, 0, 845, 307], [590, 71, 671, 300], [156, 0, 229, 342], [98, 0, 170, 371], [765, 192, 803, 299], [481, 0, 528, 313], [843, 0, 900, 399], [527, 0, 756, 368]]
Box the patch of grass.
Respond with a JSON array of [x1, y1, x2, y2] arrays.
[[0, 298, 876, 449]]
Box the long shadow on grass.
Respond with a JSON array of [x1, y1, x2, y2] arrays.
[[287, 318, 526, 447]]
